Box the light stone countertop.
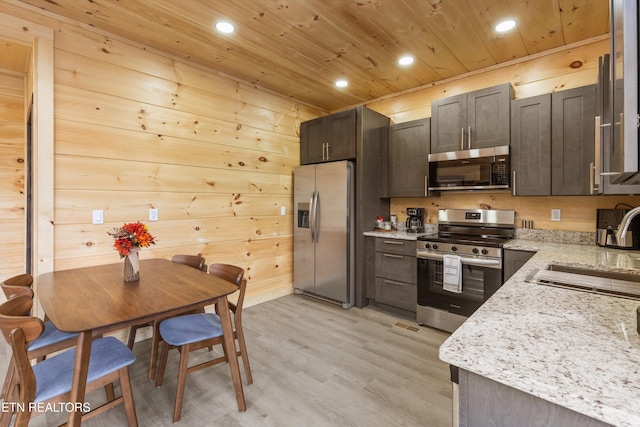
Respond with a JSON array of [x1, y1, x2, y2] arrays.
[[439, 239, 640, 427], [363, 224, 437, 240]]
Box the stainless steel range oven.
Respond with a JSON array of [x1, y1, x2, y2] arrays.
[[416, 209, 515, 333]]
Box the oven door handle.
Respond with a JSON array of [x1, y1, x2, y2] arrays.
[[416, 252, 502, 268]]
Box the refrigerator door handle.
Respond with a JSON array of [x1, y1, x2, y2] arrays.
[[312, 190, 320, 242], [309, 190, 317, 242]]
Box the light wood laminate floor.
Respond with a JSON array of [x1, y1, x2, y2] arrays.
[[4, 295, 453, 426]]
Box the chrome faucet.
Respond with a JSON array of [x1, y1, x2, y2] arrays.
[[614, 206, 640, 247]]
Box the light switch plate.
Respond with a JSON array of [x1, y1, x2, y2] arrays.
[[551, 209, 561, 222], [92, 210, 104, 225], [149, 208, 159, 221], [280, 206, 286, 216]]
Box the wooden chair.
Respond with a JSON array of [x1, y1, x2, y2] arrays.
[[0, 274, 79, 405], [0, 274, 34, 300], [169, 254, 207, 272], [155, 264, 252, 422], [0, 274, 78, 357], [0, 296, 138, 427], [127, 254, 207, 380]]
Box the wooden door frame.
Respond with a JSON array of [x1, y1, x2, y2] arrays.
[[1, 13, 54, 280]]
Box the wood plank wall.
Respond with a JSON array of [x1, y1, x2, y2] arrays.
[[0, 1, 325, 306], [366, 37, 640, 232], [0, 71, 25, 280]]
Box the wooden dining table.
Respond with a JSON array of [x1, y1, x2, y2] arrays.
[[38, 258, 246, 426]]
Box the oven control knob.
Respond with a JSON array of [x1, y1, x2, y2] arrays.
[[424, 243, 431, 249], [481, 248, 489, 255], [472, 248, 479, 254], [432, 244, 438, 250], [451, 246, 458, 252]]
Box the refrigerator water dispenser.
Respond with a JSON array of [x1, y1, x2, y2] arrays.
[[298, 203, 310, 228]]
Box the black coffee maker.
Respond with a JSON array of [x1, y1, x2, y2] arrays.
[[405, 207, 425, 233], [596, 208, 640, 249]]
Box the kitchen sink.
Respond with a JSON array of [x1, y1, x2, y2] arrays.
[[529, 264, 640, 300]]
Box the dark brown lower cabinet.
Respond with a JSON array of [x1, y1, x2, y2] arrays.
[[503, 249, 535, 282], [458, 369, 609, 427], [367, 237, 417, 317]]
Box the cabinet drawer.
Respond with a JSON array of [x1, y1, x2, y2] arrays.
[[375, 277, 417, 312], [375, 238, 416, 256], [374, 252, 416, 284]]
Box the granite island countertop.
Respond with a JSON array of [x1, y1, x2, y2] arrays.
[[440, 239, 640, 427]]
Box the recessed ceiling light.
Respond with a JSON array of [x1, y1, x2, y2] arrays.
[[398, 56, 414, 66], [335, 80, 348, 88], [495, 19, 516, 33], [215, 21, 235, 34]]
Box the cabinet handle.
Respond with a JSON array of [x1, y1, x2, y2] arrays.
[[618, 112, 624, 169], [322, 143, 327, 161], [383, 240, 404, 245], [460, 128, 465, 150], [600, 114, 623, 177], [383, 254, 404, 259], [326, 142, 330, 161], [424, 176, 428, 197], [383, 279, 404, 287], [591, 116, 601, 194], [512, 170, 516, 196], [468, 126, 472, 149]]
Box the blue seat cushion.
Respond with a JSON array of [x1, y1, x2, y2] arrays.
[[159, 313, 224, 347], [27, 321, 77, 352], [32, 337, 135, 403]]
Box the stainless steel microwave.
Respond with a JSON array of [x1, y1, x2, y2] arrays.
[[428, 145, 510, 191]]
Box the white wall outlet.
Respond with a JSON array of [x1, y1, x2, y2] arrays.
[[149, 208, 159, 221], [551, 209, 561, 222], [280, 206, 286, 216], [92, 210, 104, 225]]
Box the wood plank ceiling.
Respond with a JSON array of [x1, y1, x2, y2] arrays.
[[8, 0, 609, 111]]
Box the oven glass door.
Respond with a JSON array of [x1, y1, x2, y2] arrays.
[[417, 258, 502, 317]]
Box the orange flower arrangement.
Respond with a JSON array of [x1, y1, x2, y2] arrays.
[[108, 222, 156, 257]]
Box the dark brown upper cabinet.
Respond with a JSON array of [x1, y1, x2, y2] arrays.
[[511, 94, 552, 196], [551, 85, 597, 196], [385, 118, 430, 198], [511, 85, 597, 196], [431, 83, 514, 153]]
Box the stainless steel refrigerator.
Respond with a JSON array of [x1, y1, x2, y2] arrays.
[[293, 161, 355, 308]]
